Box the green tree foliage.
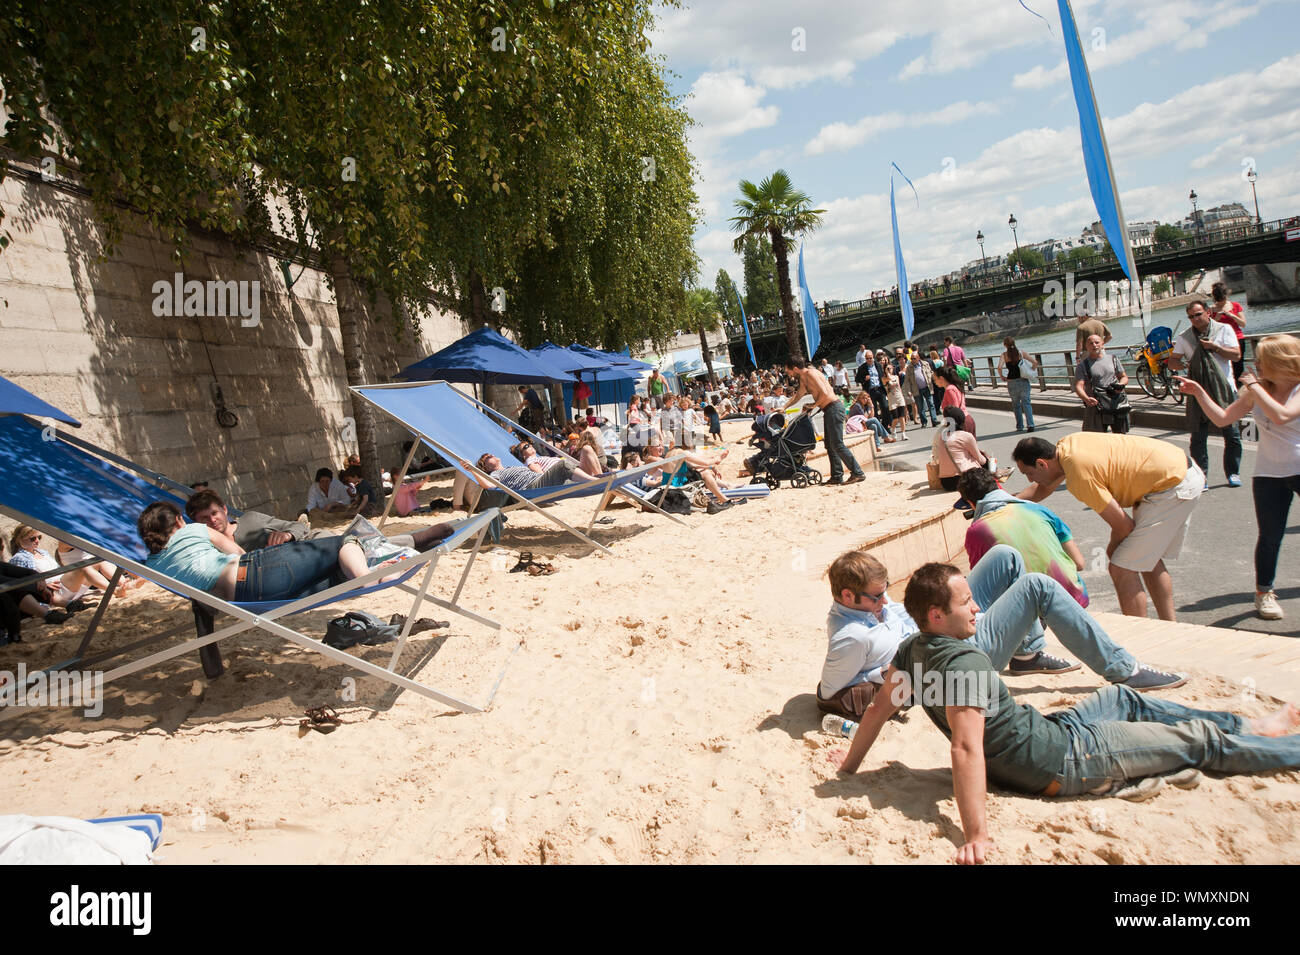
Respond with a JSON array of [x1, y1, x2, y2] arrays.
[[686, 287, 720, 385], [730, 169, 823, 361], [741, 234, 779, 320], [1153, 224, 1186, 244], [1061, 245, 1100, 268], [714, 268, 739, 323], [0, 0, 700, 489], [1006, 247, 1046, 272]]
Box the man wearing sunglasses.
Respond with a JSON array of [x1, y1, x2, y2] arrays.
[[816, 544, 1184, 723]]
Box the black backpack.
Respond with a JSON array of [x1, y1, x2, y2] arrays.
[[324, 611, 401, 649]]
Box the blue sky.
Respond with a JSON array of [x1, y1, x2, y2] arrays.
[[649, 0, 1300, 304]]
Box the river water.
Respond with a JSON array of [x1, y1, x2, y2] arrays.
[[961, 301, 1300, 377]]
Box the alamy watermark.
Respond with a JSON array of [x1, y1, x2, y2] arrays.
[[1042, 272, 1153, 323], [151, 272, 261, 327], [889, 664, 1000, 714], [0, 665, 104, 717]]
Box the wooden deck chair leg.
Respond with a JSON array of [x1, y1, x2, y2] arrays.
[[69, 566, 124, 663], [191, 602, 225, 679], [389, 558, 440, 670], [586, 488, 615, 533]]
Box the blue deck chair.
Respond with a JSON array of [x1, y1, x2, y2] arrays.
[[352, 381, 690, 555], [0, 415, 506, 716]]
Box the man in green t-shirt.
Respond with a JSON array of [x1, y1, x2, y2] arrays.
[[836, 562, 1300, 865]]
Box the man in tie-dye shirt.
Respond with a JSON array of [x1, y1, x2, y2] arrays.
[[957, 468, 1089, 607]]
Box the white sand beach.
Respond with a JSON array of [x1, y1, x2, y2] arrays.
[[2, 421, 1298, 865]]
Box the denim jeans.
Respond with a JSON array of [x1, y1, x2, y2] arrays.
[[967, 545, 1135, 682], [915, 387, 936, 426], [821, 400, 865, 482], [1254, 474, 1300, 589], [1050, 684, 1300, 796], [234, 537, 347, 602], [1189, 420, 1242, 479], [860, 416, 889, 446], [1007, 378, 1035, 430]]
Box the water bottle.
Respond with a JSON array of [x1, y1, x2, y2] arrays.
[[821, 713, 858, 739]]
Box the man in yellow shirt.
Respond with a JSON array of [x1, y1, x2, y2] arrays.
[[1011, 434, 1204, 621]]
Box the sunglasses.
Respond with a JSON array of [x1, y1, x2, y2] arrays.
[[24, 534, 40, 543], [855, 584, 889, 603]]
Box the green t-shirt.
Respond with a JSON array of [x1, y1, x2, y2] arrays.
[[891, 632, 1071, 793], [649, 376, 665, 395]]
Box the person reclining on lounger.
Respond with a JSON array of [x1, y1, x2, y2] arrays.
[[139, 501, 402, 602], [464, 450, 602, 494], [640, 435, 735, 514], [186, 489, 455, 554], [835, 561, 1300, 865], [816, 544, 1185, 724]]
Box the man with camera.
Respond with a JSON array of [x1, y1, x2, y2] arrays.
[[1074, 333, 1130, 433]]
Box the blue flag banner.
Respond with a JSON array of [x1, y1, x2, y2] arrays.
[[1057, 0, 1138, 286], [890, 162, 919, 341], [797, 243, 821, 359], [736, 289, 758, 369]]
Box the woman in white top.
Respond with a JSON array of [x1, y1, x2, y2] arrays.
[[6, 525, 84, 606], [1178, 334, 1300, 620], [833, 361, 850, 391]]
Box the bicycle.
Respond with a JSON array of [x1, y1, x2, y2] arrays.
[[1125, 342, 1185, 404]]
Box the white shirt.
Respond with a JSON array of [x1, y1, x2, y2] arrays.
[[1254, 384, 1300, 479], [306, 477, 353, 511], [1173, 321, 1237, 394], [855, 348, 867, 368], [834, 368, 849, 388]]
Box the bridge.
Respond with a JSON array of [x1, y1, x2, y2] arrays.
[[726, 216, 1300, 368]]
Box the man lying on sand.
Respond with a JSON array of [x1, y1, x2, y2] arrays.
[[186, 489, 454, 553], [836, 561, 1300, 865], [816, 545, 1184, 723]]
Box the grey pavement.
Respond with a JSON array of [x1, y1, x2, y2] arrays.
[[870, 396, 1300, 638]]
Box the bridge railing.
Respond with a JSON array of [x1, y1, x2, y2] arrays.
[[965, 332, 1281, 392], [727, 215, 1300, 343]]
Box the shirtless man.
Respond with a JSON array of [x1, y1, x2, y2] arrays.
[[783, 357, 865, 486]]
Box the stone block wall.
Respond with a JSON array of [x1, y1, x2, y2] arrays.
[[0, 172, 467, 516]]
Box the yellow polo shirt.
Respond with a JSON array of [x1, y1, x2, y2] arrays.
[[1056, 433, 1187, 513]]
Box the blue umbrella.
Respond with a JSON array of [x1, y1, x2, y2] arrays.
[[399, 326, 570, 385], [567, 343, 648, 378], [0, 374, 80, 426], [531, 342, 606, 375]]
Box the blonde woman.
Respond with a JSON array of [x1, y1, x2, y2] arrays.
[[1177, 335, 1300, 620], [999, 336, 1039, 433], [882, 363, 908, 441]]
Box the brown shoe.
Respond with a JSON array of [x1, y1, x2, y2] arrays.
[[841, 474, 866, 485]]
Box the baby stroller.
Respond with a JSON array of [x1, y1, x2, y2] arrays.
[[746, 411, 824, 489]]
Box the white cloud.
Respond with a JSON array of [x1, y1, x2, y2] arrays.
[[684, 71, 780, 144], [1013, 62, 1068, 89], [805, 101, 1001, 156]]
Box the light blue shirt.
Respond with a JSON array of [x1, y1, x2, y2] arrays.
[[820, 598, 918, 697], [145, 522, 237, 592]]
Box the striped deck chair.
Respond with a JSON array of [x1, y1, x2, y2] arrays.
[[0, 415, 506, 716]]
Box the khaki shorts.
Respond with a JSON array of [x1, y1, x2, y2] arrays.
[[1109, 463, 1204, 573]]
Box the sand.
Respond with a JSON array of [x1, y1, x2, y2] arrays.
[[2, 420, 1299, 864]]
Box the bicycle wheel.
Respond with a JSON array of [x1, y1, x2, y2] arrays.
[[1163, 369, 1185, 404], [1136, 360, 1166, 400]]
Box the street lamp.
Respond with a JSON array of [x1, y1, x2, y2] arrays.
[[976, 229, 987, 274], [1189, 188, 1201, 237], [1247, 168, 1261, 227], [1008, 214, 1020, 272]]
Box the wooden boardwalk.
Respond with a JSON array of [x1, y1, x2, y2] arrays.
[[1076, 612, 1300, 701]]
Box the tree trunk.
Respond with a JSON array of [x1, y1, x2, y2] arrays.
[[771, 227, 802, 361], [698, 324, 717, 389], [468, 267, 523, 424], [328, 256, 384, 499]]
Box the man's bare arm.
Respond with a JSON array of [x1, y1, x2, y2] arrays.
[[838, 666, 907, 773], [783, 373, 810, 412], [1018, 471, 1064, 502], [947, 704, 992, 865], [1097, 498, 1136, 557]]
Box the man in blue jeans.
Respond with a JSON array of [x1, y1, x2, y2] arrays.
[[784, 357, 865, 486], [836, 561, 1300, 864], [816, 544, 1183, 722]]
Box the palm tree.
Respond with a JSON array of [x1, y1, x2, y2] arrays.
[[729, 170, 825, 361], [686, 287, 722, 387]]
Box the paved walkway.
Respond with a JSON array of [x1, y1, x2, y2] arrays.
[[872, 402, 1300, 637]]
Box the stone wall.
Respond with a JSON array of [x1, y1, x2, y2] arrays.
[[0, 171, 467, 515]]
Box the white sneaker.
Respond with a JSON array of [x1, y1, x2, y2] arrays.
[[1256, 591, 1284, 620]]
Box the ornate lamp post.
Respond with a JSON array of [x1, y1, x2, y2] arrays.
[[1247, 168, 1261, 229], [1008, 214, 1020, 272], [1189, 188, 1201, 237], [976, 229, 987, 275]]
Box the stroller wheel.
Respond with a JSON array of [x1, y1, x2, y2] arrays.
[[764, 475, 781, 490], [791, 471, 809, 489], [806, 469, 824, 485]]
